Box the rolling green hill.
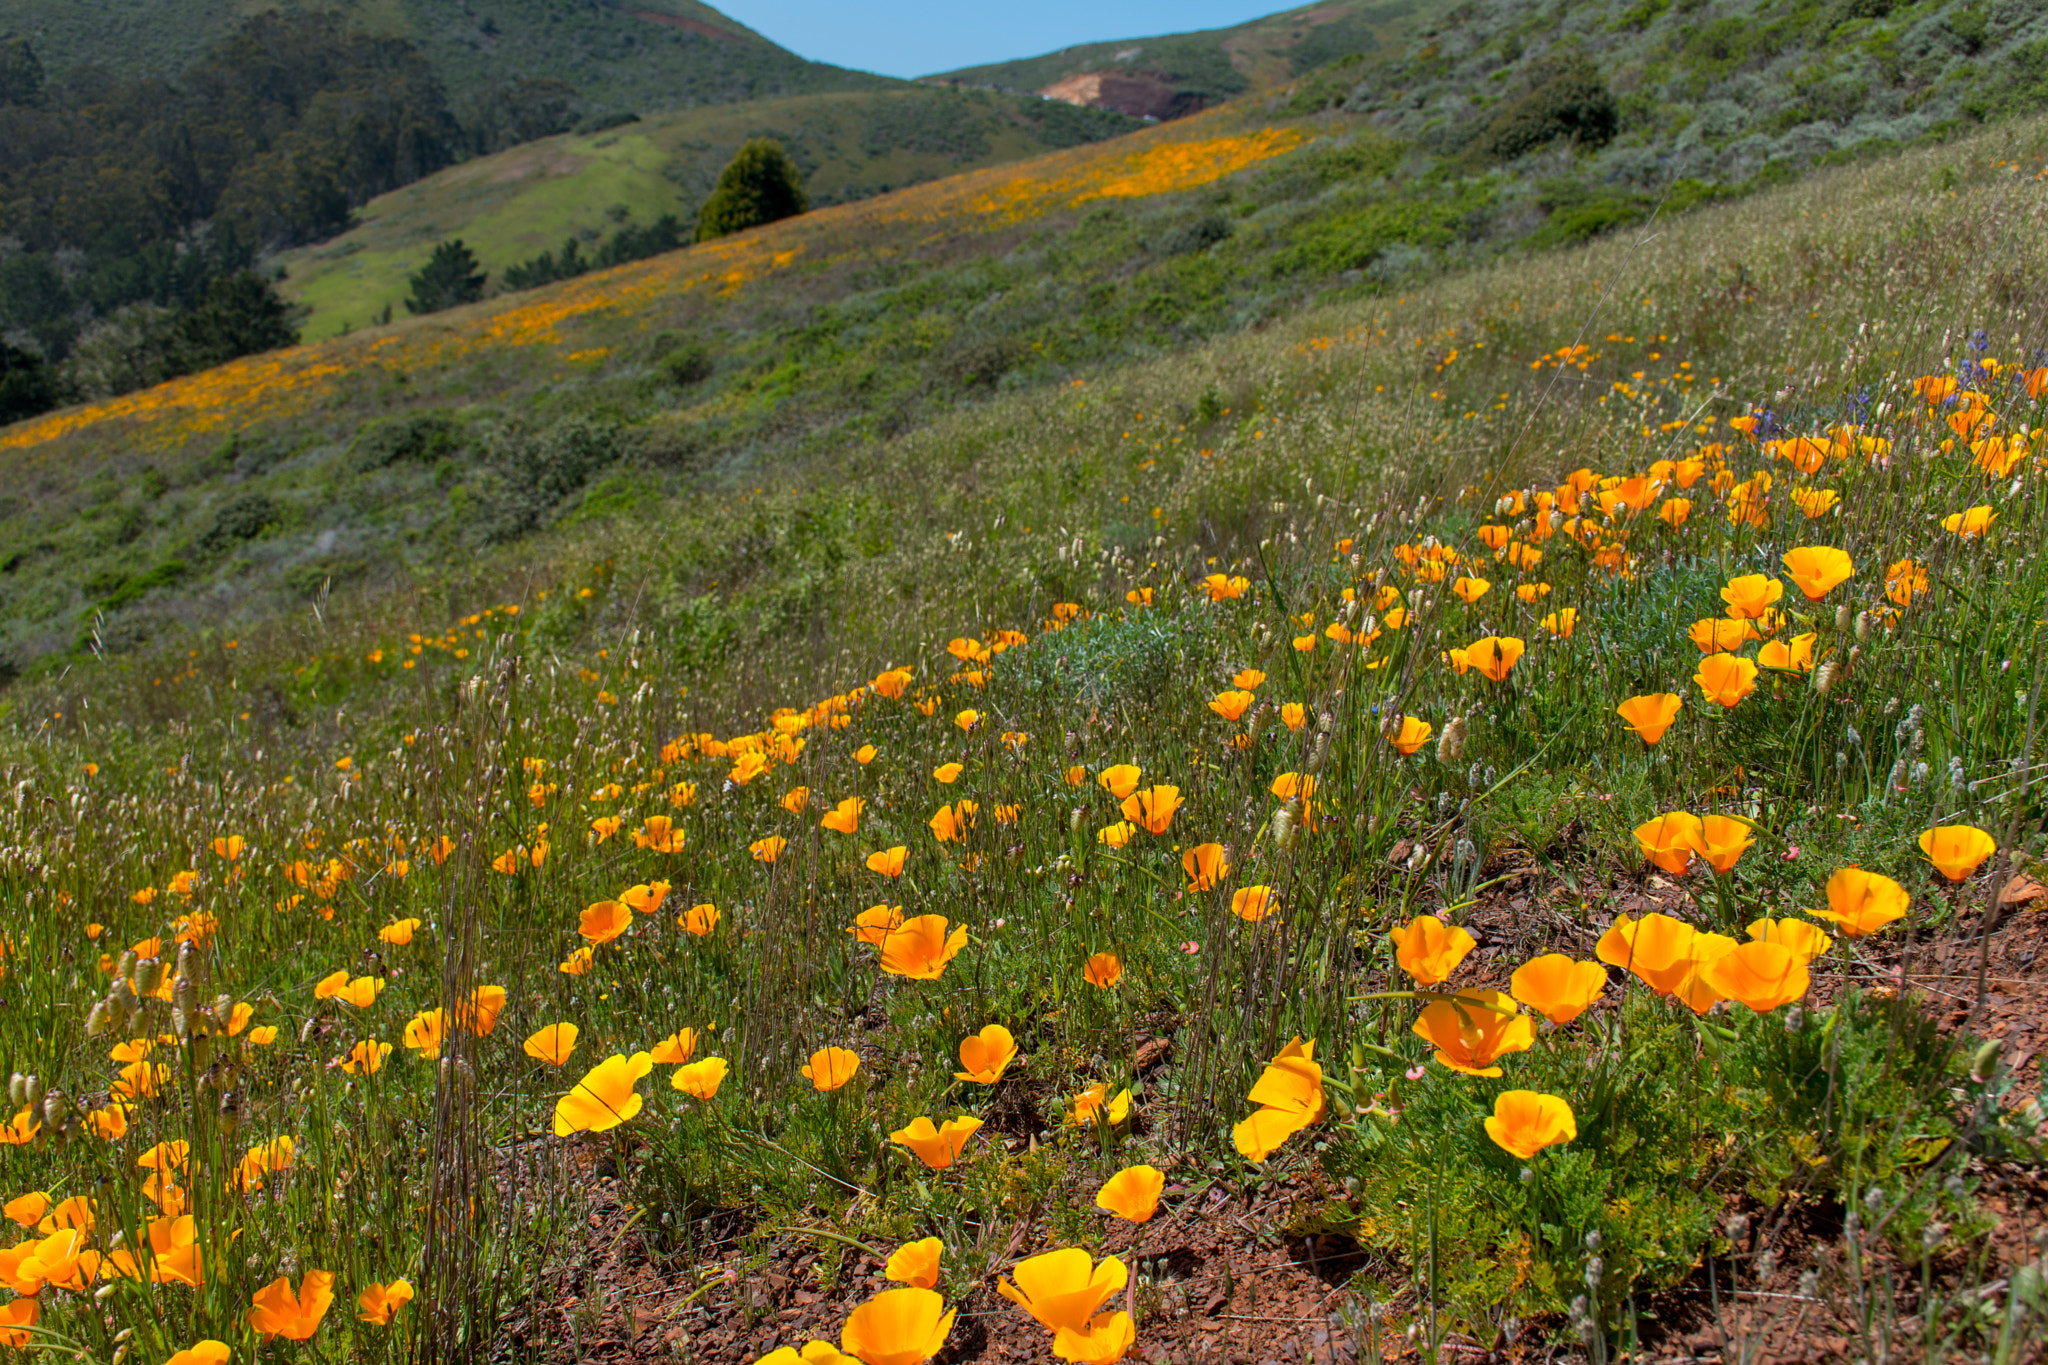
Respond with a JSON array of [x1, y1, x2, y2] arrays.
[[926, 0, 1445, 118], [5, 0, 2048, 675], [0, 0, 890, 119], [273, 89, 1139, 340]]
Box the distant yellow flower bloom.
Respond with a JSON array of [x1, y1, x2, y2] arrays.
[[1942, 505, 1996, 538], [889, 1115, 982, 1169], [1083, 952, 1123, 988], [749, 835, 787, 863], [1919, 824, 1995, 881], [1095, 1165, 1165, 1223], [670, 1057, 728, 1100], [678, 903, 720, 937], [1230, 885, 1276, 922], [523, 1023, 579, 1066]]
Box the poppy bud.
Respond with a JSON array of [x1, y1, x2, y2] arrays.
[[1436, 716, 1467, 765]]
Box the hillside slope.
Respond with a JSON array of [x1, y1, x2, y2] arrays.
[[927, 0, 1444, 118], [273, 88, 1139, 340], [0, 0, 890, 118]]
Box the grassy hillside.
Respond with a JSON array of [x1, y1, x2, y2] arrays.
[[0, 94, 2042, 1362], [274, 89, 1139, 340], [0, 0, 891, 118], [928, 0, 1444, 116]]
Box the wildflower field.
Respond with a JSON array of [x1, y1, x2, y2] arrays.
[[3, 64, 2048, 1365]]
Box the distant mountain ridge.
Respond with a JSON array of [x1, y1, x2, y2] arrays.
[[0, 0, 892, 119], [925, 1, 1444, 119]]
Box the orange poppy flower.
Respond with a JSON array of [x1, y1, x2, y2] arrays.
[[1701, 940, 1809, 1012], [1484, 1090, 1577, 1159], [1209, 690, 1255, 721], [1096, 764, 1142, 798], [850, 904, 904, 945], [1095, 1165, 1165, 1223], [1508, 954, 1607, 1025], [928, 803, 977, 843], [579, 900, 631, 945], [1745, 917, 1832, 965], [1694, 653, 1758, 708], [889, 1116, 982, 1169], [249, 1269, 335, 1342], [1942, 505, 1996, 539], [820, 798, 863, 834], [357, 1280, 414, 1325], [866, 845, 908, 877], [933, 763, 964, 784], [954, 1025, 1018, 1084], [522, 1023, 579, 1066], [620, 881, 671, 914], [649, 1029, 699, 1064], [1182, 843, 1229, 892], [1595, 912, 1702, 996], [749, 835, 787, 863], [838, 1287, 955, 1365], [1697, 815, 1755, 873], [1389, 914, 1476, 986], [1231, 1036, 1325, 1161], [1083, 952, 1123, 988], [885, 1238, 943, 1290], [1919, 825, 1995, 881], [1119, 785, 1183, 834], [553, 1053, 653, 1135], [678, 903, 720, 936], [1808, 867, 1909, 937], [879, 916, 970, 979], [1411, 991, 1534, 1077], [998, 1248, 1127, 1333], [1390, 716, 1432, 755], [1464, 636, 1526, 682], [1230, 885, 1276, 922], [1781, 546, 1853, 600], [803, 1046, 861, 1092], [671, 1057, 729, 1100], [1719, 574, 1784, 619], [1070, 1084, 1131, 1127], [1616, 693, 1682, 744]]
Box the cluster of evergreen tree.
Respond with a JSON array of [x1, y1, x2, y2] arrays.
[[0, 15, 581, 423], [499, 214, 689, 292]]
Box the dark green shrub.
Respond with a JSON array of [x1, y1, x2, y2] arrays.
[[695, 140, 808, 243], [1478, 59, 1621, 159], [405, 240, 487, 315]]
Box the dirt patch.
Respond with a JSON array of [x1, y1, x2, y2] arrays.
[[624, 9, 746, 42], [1038, 72, 1204, 122]]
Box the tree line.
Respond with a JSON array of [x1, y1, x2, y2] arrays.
[[0, 14, 581, 424]]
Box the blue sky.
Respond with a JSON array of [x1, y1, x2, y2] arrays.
[[711, 1, 1297, 79]]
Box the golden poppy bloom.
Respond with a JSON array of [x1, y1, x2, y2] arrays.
[[1745, 917, 1832, 965], [728, 751, 771, 786], [928, 802, 977, 843], [1452, 575, 1491, 604], [856, 744, 879, 765], [1809, 867, 1909, 937], [210, 835, 245, 862], [1540, 608, 1577, 639], [954, 1025, 1018, 1084], [1757, 633, 1816, 673], [1688, 617, 1757, 653], [670, 1057, 729, 1100], [1942, 505, 1996, 539], [779, 787, 812, 815], [889, 1115, 983, 1169], [314, 971, 385, 1009], [341, 1041, 391, 1075], [1463, 636, 1526, 682], [1182, 843, 1229, 892], [1070, 1084, 1132, 1127], [954, 709, 981, 732], [1884, 558, 1927, 606], [866, 845, 908, 877], [1697, 815, 1755, 873], [650, 1029, 699, 1063], [1790, 487, 1840, 518], [1208, 689, 1255, 721], [1701, 940, 1809, 1012], [1389, 915, 1477, 986], [522, 1023, 579, 1066], [1234, 668, 1267, 689], [1095, 1164, 1165, 1223], [249, 1269, 335, 1342], [1083, 952, 1123, 988], [579, 900, 631, 944], [1633, 812, 1703, 874], [804, 1047, 862, 1091], [850, 904, 905, 945], [1509, 954, 1607, 1025], [1516, 582, 1553, 603], [816, 797, 863, 835], [1270, 771, 1316, 802], [1390, 716, 1432, 755], [590, 816, 621, 844], [1616, 693, 1682, 744], [1484, 1090, 1577, 1159], [163, 1344, 229, 1365], [634, 817, 683, 853], [1657, 497, 1692, 526], [553, 1052, 653, 1135], [621, 881, 672, 914], [1064, 764, 1087, 786], [1411, 991, 1535, 1077], [357, 1280, 414, 1326], [1096, 764, 1142, 798], [1719, 574, 1784, 620], [455, 985, 507, 1036], [870, 667, 914, 699], [840, 1287, 956, 1365], [678, 903, 720, 937], [885, 1238, 943, 1290], [1230, 885, 1276, 922], [749, 835, 787, 863], [379, 918, 422, 946], [1781, 546, 1854, 600], [1232, 1036, 1325, 1161], [1097, 821, 1136, 848], [999, 1248, 1128, 1334], [1119, 785, 1183, 834], [402, 1009, 447, 1058], [1596, 911, 1713, 998], [933, 763, 964, 785], [879, 916, 970, 979], [1200, 573, 1249, 601], [1920, 824, 1995, 881], [1694, 653, 1758, 708]]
